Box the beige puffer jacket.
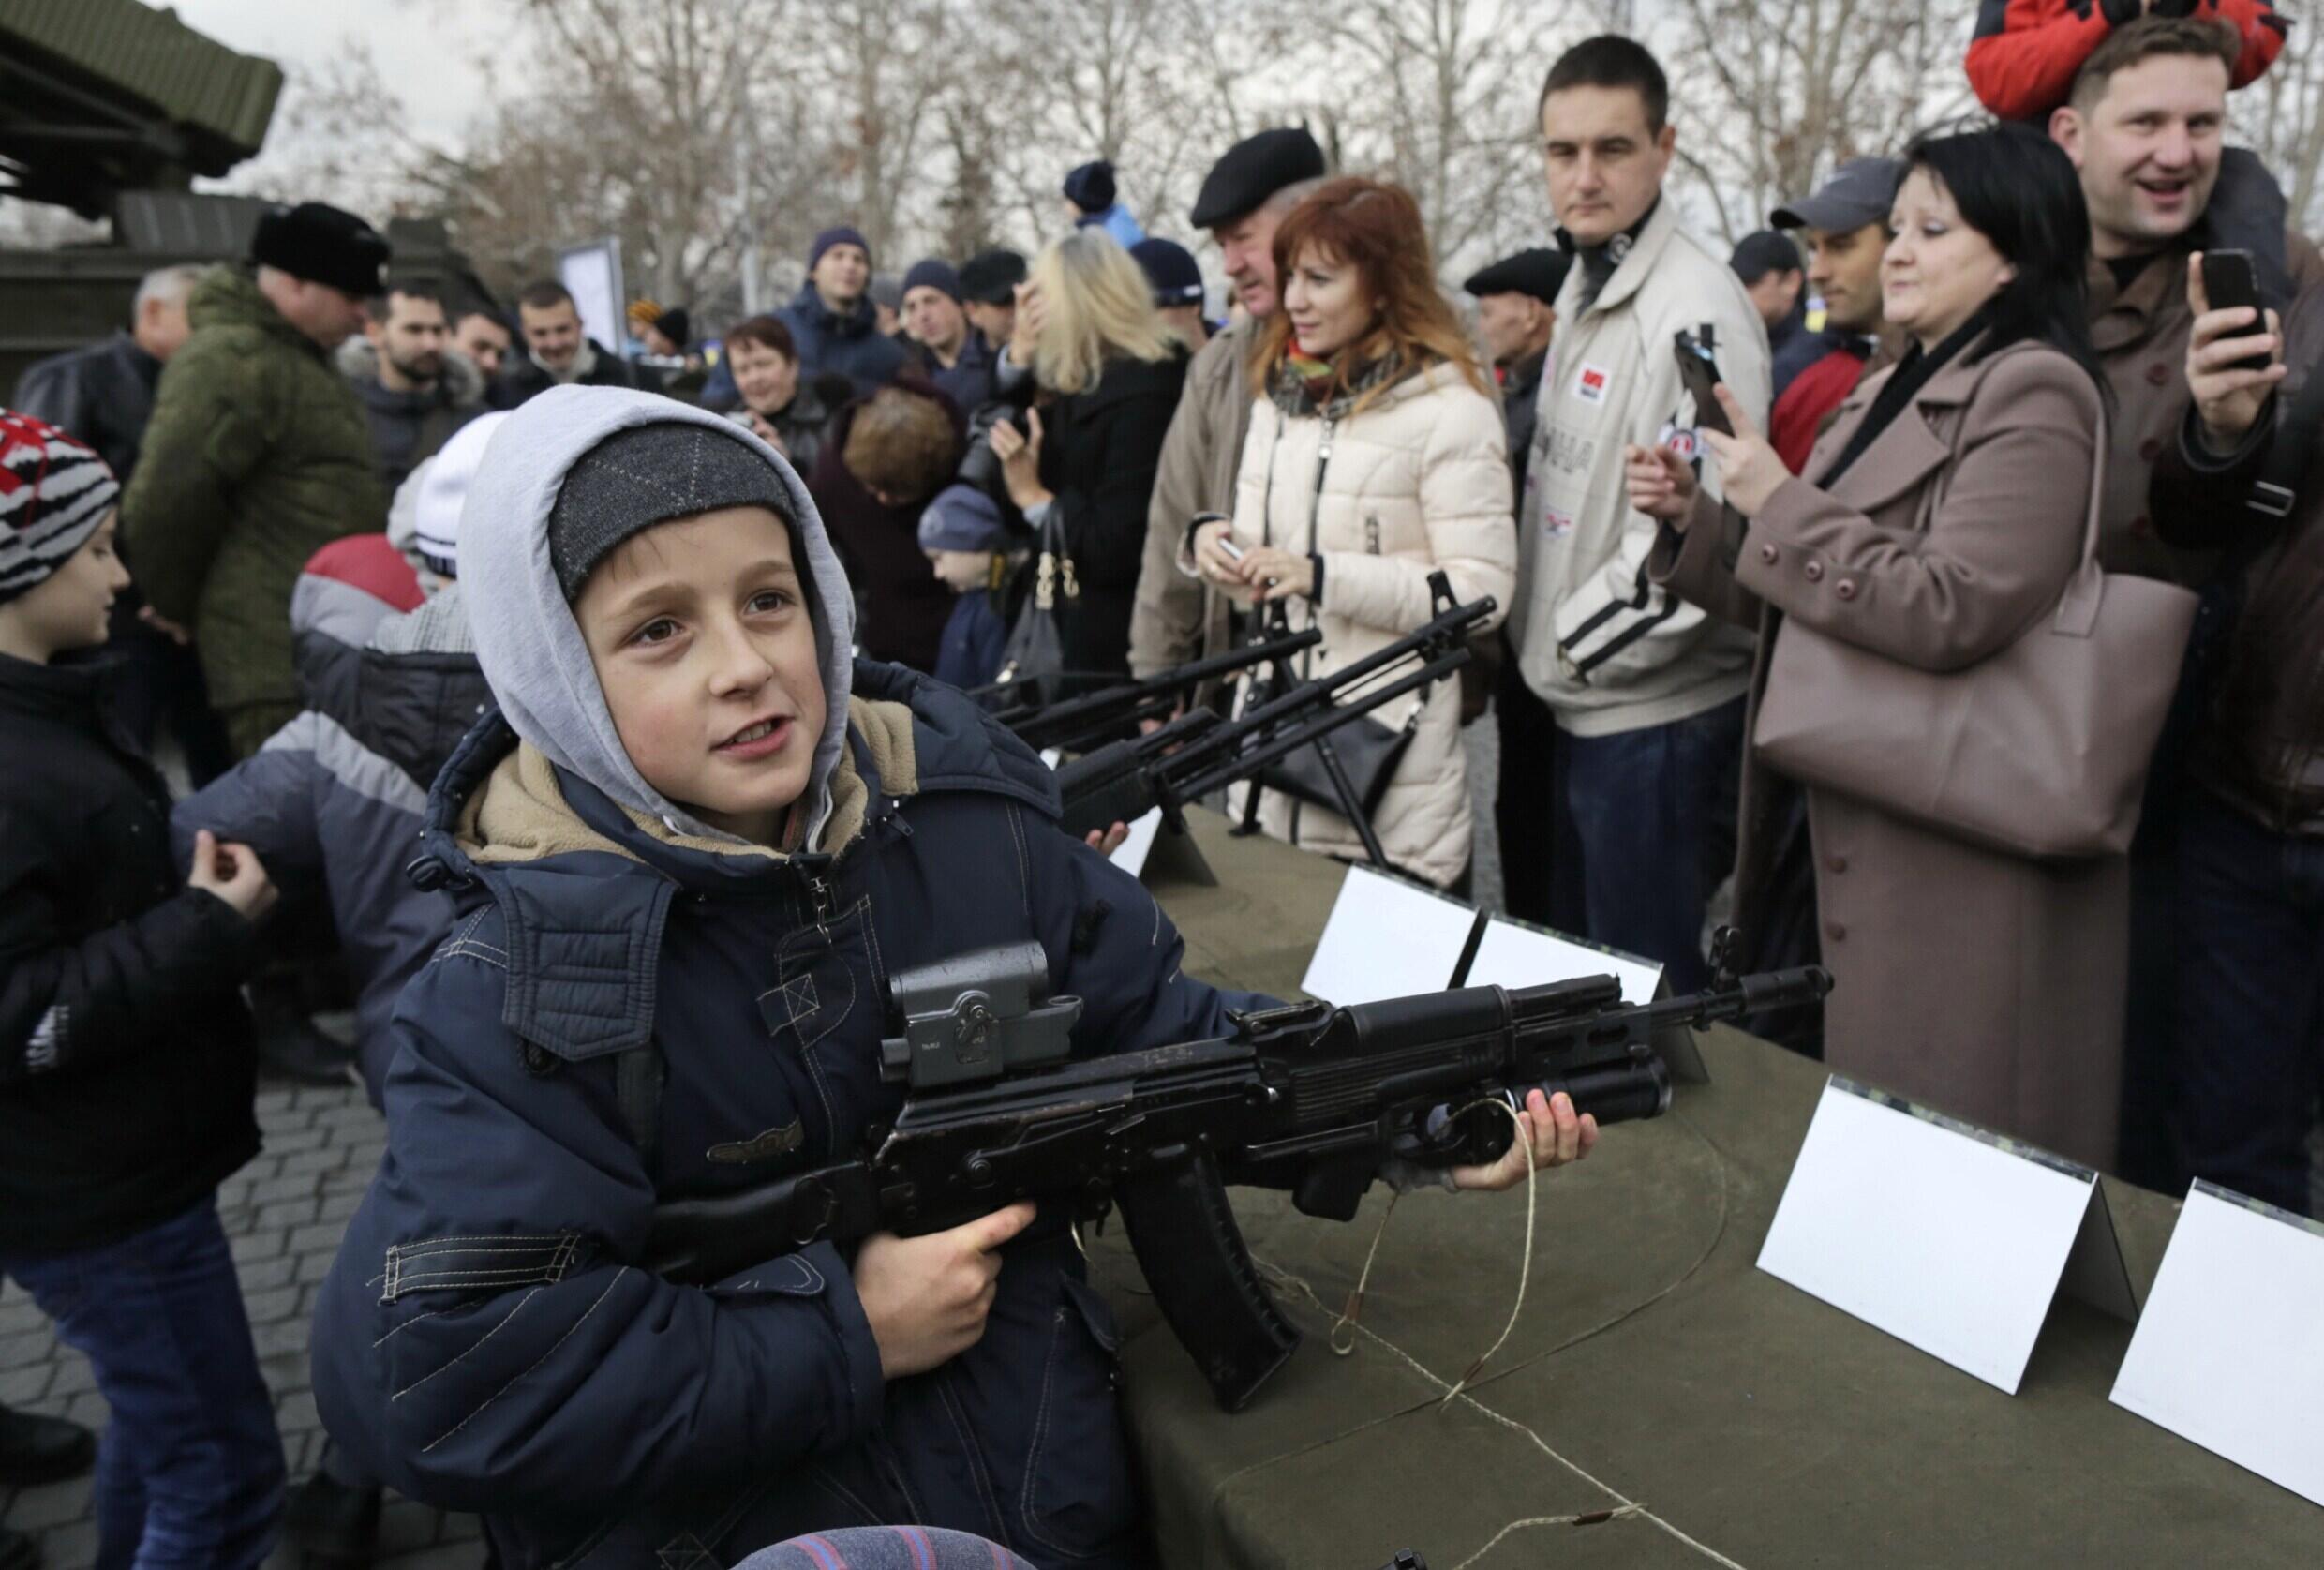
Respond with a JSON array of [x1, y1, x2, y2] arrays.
[[1206, 361, 1515, 888]]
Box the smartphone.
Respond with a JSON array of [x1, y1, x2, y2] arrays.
[[1673, 330, 1734, 436], [2200, 250, 2273, 373], [1192, 512, 1242, 562]]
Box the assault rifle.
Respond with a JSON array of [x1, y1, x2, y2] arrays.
[[980, 627, 1323, 755], [1053, 574, 1492, 847], [645, 941, 1833, 1412]]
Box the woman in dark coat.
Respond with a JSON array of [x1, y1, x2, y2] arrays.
[[1627, 127, 2129, 1168], [987, 232, 1190, 680]]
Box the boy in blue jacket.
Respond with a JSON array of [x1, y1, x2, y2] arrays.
[[311, 387, 1587, 1568]]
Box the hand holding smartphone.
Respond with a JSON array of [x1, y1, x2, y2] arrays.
[[2199, 250, 2274, 374], [1673, 330, 1734, 436]]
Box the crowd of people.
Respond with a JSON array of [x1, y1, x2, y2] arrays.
[[1, 7, 2318, 1568]]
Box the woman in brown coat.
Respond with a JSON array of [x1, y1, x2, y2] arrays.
[[1626, 127, 2126, 1168]]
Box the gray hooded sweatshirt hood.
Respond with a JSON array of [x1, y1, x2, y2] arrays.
[[458, 385, 857, 845]]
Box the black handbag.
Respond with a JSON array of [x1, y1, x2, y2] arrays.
[[1259, 703, 1417, 817], [1247, 598, 1419, 817], [994, 508, 1075, 688]]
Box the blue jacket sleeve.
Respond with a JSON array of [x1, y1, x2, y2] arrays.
[[310, 927, 887, 1515], [171, 732, 330, 894], [1017, 809, 1276, 1055]]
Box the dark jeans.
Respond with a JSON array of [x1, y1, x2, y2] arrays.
[[0, 1200, 285, 1570], [2170, 788, 2324, 1217], [1492, 643, 1572, 930], [1550, 696, 1745, 993]]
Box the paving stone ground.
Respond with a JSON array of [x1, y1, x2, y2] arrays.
[[0, 1060, 484, 1570]]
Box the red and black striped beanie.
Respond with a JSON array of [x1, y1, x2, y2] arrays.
[[0, 410, 120, 604]]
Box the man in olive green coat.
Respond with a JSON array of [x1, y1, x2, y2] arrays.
[[122, 202, 391, 756]]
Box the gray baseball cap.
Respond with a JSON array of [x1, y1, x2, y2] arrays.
[[1772, 157, 1906, 234]]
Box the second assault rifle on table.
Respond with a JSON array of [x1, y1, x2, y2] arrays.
[[978, 625, 1324, 755], [1052, 572, 1491, 847], [646, 940, 1833, 1412]]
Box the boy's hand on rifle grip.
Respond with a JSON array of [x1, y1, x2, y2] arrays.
[[855, 1201, 1038, 1378]]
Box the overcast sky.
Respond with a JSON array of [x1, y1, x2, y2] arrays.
[[173, 0, 503, 151]]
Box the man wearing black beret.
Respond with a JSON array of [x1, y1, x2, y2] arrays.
[[1129, 126, 1327, 684], [121, 199, 393, 761], [1463, 247, 1571, 496]]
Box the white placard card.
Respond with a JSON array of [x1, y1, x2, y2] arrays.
[[1299, 865, 1483, 1005], [1107, 808, 1165, 877], [1757, 1078, 2136, 1395], [2110, 1182, 2324, 1508]]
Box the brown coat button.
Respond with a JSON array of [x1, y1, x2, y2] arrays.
[[1825, 920, 1847, 941], [2147, 362, 2170, 386], [1827, 854, 1849, 874], [1834, 579, 1857, 600], [1803, 560, 1825, 581], [2139, 437, 2162, 462], [1760, 543, 1779, 564], [2131, 516, 2153, 536]]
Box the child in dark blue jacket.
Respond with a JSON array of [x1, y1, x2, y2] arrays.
[[311, 387, 1586, 1568]]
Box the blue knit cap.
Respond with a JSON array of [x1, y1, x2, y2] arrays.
[[917, 484, 1010, 554], [809, 225, 872, 272], [902, 259, 961, 303]]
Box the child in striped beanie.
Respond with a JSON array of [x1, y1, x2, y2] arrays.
[[0, 409, 123, 638]]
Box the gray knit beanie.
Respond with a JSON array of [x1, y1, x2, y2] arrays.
[[546, 421, 795, 601]]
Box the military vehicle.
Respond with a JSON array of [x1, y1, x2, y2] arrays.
[[0, 0, 493, 393]]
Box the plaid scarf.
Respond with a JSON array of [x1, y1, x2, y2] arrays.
[[1268, 349, 1415, 420]]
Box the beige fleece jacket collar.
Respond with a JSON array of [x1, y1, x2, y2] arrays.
[[457, 696, 918, 868]]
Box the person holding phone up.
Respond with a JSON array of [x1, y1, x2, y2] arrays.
[[2147, 256, 2324, 1215], [1626, 126, 2132, 1168]]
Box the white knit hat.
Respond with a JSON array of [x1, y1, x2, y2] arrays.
[[411, 411, 510, 580]]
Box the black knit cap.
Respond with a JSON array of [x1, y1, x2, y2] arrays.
[[250, 202, 390, 298], [1064, 160, 1117, 213], [1730, 230, 1803, 285], [547, 422, 794, 601], [1188, 127, 1326, 231], [958, 249, 1028, 306], [1462, 248, 1572, 307]]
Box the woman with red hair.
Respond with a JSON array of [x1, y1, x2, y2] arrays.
[[1184, 176, 1516, 890]]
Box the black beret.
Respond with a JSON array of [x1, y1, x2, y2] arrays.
[[250, 202, 390, 299], [958, 249, 1028, 306], [1188, 127, 1327, 231], [1462, 248, 1572, 307]]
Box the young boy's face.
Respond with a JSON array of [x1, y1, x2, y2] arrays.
[[10, 512, 130, 656], [926, 548, 991, 594], [572, 505, 827, 845]]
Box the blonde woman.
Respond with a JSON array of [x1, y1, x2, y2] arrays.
[[987, 231, 1190, 677], [1188, 177, 1515, 890]]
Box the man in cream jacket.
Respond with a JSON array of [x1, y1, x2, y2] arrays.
[[1506, 36, 1771, 990]]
